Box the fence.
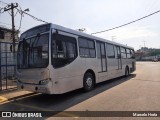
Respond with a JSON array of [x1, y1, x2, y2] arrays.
[[0, 42, 18, 91]]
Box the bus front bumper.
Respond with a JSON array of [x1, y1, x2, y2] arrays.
[[17, 80, 53, 94]]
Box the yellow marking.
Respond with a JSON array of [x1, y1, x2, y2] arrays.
[[0, 95, 78, 117], [11, 93, 41, 101], [12, 102, 78, 117], [0, 96, 8, 103], [0, 93, 39, 105], [9, 103, 78, 117], [0, 100, 10, 105]]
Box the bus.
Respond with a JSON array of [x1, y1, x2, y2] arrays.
[[17, 23, 136, 94]]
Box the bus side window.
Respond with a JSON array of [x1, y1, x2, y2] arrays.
[[115, 46, 121, 59], [96, 42, 101, 58], [106, 44, 115, 58], [121, 47, 127, 59], [52, 34, 77, 68], [79, 38, 96, 58], [126, 49, 131, 58], [130, 49, 135, 59]]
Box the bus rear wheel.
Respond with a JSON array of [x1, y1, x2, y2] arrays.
[[83, 72, 95, 92]]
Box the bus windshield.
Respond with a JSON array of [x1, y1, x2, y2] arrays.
[[17, 33, 49, 69]]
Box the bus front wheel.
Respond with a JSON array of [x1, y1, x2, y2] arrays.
[[83, 72, 95, 92]]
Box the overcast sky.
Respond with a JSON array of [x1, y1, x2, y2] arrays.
[[1, 0, 160, 50]]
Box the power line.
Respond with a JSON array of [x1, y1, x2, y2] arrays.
[[0, 1, 48, 32], [1, 1, 48, 24], [91, 9, 160, 35], [0, 0, 8, 12], [18, 9, 48, 24], [15, 3, 48, 24]]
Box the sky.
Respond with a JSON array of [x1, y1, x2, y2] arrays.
[[0, 0, 160, 50]]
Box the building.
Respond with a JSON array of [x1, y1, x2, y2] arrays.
[[0, 26, 19, 42], [135, 47, 160, 61], [0, 26, 19, 79]]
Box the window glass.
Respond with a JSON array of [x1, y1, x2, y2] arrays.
[[78, 38, 88, 48], [121, 47, 126, 53], [79, 37, 95, 58], [90, 49, 96, 58], [121, 47, 126, 58], [106, 44, 115, 58], [126, 49, 130, 54], [79, 48, 85, 57], [126, 49, 131, 58], [20, 24, 50, 40], [130, 49, 135, 59], [101, 43, 106, 58], [66, 42, 76, 58], [80, 48, 89, 57], [17, 34, 49, 69], [115, 46, 121, 59], [127, 53, 131, 58], [88, 40, 94, 49], [96, 42, 101, 58], [52, 34, 77, 68]]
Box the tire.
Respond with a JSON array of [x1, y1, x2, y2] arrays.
[[125, 66, 129, 77], [83, 72, 95, 92]]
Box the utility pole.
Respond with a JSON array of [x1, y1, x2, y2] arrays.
[[142, 41, 146, 61], [142, 41, 146, 48], [3, 3, 18, 79], [4, 3, 18, 53]]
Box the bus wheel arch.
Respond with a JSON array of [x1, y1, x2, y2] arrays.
[[125, 65, 129, 76], [83, 69, 96, 91]]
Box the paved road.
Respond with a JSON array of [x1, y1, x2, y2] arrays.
[[0, 62, 160, 119]]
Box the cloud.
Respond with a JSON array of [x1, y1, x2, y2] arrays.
[[94, 26, 158, 41]]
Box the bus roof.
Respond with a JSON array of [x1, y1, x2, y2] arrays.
[[51, 24, 134, 50], [21, 23, 134, 50]]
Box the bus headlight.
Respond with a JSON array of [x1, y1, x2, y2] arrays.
[[39, 79, 50, 85]]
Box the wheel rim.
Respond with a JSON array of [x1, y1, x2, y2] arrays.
[[86, 77, 93, 87]]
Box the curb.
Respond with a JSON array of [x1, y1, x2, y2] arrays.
[[0, 90, 38, 104]]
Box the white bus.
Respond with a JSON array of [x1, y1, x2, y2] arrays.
[[17, 23, 136, 94]]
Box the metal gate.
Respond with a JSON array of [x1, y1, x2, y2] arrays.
[[0, 42, 17, 91]]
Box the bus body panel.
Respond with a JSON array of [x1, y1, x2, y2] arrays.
[[17, 23, 136, 94]]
